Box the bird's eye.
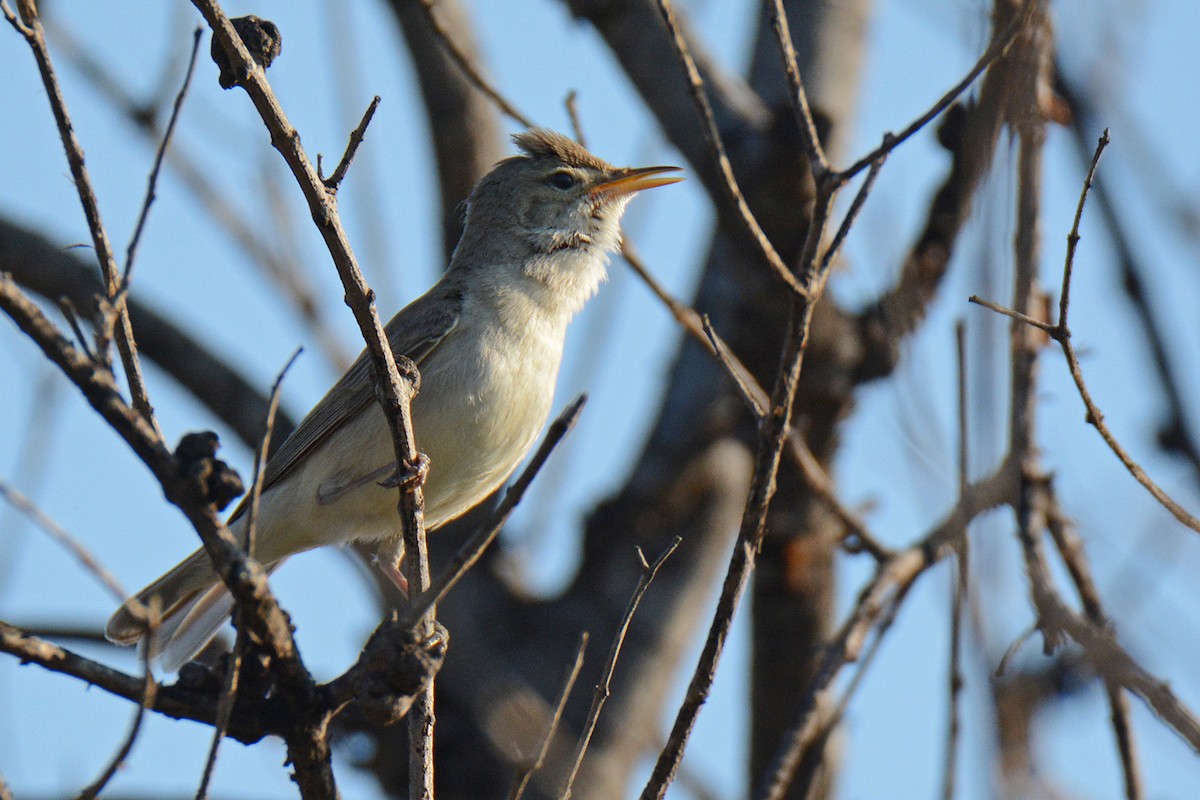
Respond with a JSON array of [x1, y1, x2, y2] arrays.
[[548, 171, 577, 190]]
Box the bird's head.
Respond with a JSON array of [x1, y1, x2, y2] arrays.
[[453, 129, 682, 315]]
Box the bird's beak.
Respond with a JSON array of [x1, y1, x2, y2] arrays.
[[589, 166, 684, 199]]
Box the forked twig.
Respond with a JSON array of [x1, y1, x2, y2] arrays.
[[559, 538, 682, 799], [621, 243, 888, 560], [3, 0, 159, 433], [970, 130, 1200, 534]]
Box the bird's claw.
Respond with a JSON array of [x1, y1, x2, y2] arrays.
[[377, 453, 430, 491]]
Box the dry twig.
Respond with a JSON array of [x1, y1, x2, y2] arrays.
[[416, 0, 534, 127], [510, 633, 589, 800], [2, 0, 159, 432], [125, 27, 203, 282], [653, 0, 805, 298], [196, 348, 299, 800], [561, 538, 682, 799], [196, 2, 435, 792], [970, 129, 1200, 535]]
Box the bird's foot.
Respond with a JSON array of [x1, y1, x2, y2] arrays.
[[377, 453, 430, 491]]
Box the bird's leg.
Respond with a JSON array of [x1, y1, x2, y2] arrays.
[[377, 453, 430, 490], [316, 461, 397, 505], [374, 538, 408, 596], [373, 455, 428, 598]]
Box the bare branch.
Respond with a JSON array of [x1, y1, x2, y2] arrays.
[[3, 0, 159, 432], [415, 0, 533, 128], [764, 0, 829, 175], [838, 2, 1031, 181], [653, 0, 805, 299], [124, 27, 202, 283], [77, 634, 159, 800], [561, 538, 681, 800], [510, 633, 589, 800], [970, 129, 1200, 535], [321, 95, 381, 191], [640, 174, 840, 800], [197, 348, 298, 800], [967, 294, 1055, 333]]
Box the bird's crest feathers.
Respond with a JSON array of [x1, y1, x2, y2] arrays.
[[511, 128, 612, 172]]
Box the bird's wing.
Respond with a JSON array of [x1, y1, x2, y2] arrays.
[[230, 283, 463, 521]]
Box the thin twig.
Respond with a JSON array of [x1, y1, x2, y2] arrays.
[[124, 27, 202, 284], [3, 0, 159, 433], [701, 315, 764, 421], [416, 0, 533, 127], [1059, 329, 1200, 533], [402, 396, 587, 629], [819, 155, 885, 272], [195, 627, 244, 800], [622, 242, 888, 560], [564, 90, 584, 147], [639, 178, 839, 800], [196, 348, 298, 800], [560, 538, 682, 800], [76, 629, 159, 800], [509, 633, 589, 800], [653, 0, 805, 299], [966, 295, 1055, 333], [1059, 129, 1109, 328], [764, 0, 829, 175], [941, 321, 970, 800], [56, 297, 98, 363], [321, 95, 380, 191], [0, 479, 128, 603], [839, 2, 1032, 181]]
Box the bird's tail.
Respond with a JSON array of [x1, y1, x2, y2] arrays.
[[105, 548, 236, 671]]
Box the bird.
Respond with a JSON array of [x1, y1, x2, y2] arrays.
[[106, 128, 682, 670]]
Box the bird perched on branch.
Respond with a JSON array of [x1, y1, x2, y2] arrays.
[[107, 129, 682, 670]]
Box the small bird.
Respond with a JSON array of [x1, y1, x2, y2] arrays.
[[106, 129, 682, 670]]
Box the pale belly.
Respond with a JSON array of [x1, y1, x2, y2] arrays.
[[246, 317, 564, 563]]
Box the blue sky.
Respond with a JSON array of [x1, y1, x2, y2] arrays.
[[3, 0, 1200, 797]]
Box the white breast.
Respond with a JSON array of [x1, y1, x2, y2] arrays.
[[246, 275, 575, 563]]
